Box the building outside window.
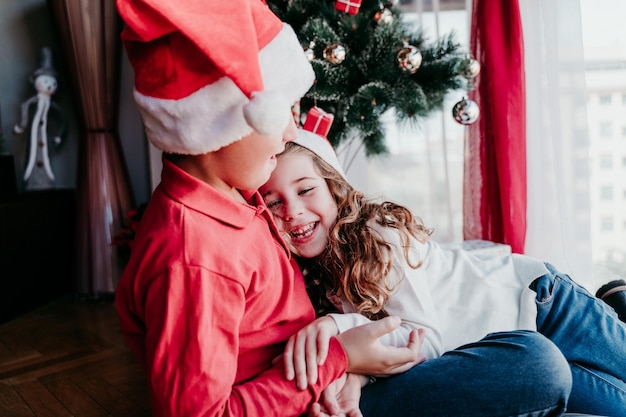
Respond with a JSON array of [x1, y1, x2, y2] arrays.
[[583, 0, 626, 283], [599, 153, 613, 169], [601, 216, 614, 232], [599, 94, 612, 105], [600, 121, 613, 137], [600, 185, 614, 200]]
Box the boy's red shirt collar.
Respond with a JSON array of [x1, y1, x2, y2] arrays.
[[159, 157, 291, 255]]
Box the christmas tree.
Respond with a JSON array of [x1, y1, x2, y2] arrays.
[[267, 0, 472, 156]]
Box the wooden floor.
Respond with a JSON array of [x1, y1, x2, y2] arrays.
[[0, 297, 151, 417]]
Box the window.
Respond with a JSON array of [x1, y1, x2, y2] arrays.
[[600, 121, 613, 137], [599, 94, 612, 105], [600, 185, 613, 200], [398, 0, 466, 12], [353, 2, 469, 243], [601, 216, 614, 231], [359, 0, 626, 288], [599, 153, 613, 169]]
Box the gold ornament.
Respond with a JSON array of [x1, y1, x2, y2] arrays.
[[323, 43, 346, 64], [452, 97, 480, 125], [374, 8, 393, 25], [397, 45, 422, 74]]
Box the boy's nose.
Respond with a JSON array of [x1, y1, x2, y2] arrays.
[[283, 117, 298, 142]]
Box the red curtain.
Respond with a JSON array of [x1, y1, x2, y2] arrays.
[[463, 0, 527, 253]]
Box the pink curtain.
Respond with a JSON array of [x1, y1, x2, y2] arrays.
[[463, 0, 527, 254], [48, 0, 134, 294]]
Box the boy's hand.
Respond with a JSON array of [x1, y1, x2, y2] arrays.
[[284, 316, 339, 389], [337, 316, 424, 375]]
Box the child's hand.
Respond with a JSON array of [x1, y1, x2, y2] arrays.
[[337, 316, 425, 376], [308, 373, 365, 417], [284, 316, 339, 390]]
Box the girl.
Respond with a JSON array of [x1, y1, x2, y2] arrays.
[[260, 129, 626, 417]]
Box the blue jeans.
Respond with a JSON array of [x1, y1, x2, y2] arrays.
[[531, 264, 626, 416], [360, 330, 571, 417]]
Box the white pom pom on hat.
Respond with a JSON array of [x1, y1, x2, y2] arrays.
[[244, 91, 292, 137], [116, 0, 315, 155]]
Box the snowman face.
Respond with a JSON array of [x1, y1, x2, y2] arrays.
[[34, 74, 58, 95]]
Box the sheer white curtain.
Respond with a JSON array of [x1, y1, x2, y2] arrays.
[[519, 0, 594, 289], [341, 3, 469, 245]]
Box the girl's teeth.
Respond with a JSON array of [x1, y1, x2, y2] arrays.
[[291, 223, 315, 239]]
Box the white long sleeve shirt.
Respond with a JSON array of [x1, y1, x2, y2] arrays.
[[328, 223, 549, 359]]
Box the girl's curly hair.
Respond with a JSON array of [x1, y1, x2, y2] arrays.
[[282, 142, 432, 320]]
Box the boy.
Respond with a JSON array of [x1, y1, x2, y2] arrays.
[[114, 1, 421, 416]]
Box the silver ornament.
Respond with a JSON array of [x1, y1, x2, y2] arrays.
[[452, 97, 480, 125], [303, 41, 316, 62], [463, 57, 481, 79], [323, 43, 346, 64], [397, 45, 422, 74], [304, 47, 315, 62], [374, 8, 393, 25]]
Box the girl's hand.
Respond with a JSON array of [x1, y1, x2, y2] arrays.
[[284, 316, 339, 390], [337, 316, 425, 376], [308, 373, 365, 417]]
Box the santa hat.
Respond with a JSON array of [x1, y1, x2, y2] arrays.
[[294, 129, 347, 181], [116, 0, 315, 155]]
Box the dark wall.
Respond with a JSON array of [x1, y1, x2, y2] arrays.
[[0, 0, 152, 207]]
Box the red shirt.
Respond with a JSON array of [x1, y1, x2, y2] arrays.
[[115, 158, 347, 416]]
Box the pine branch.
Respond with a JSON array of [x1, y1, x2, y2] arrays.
[[268, 0, 468, 155]]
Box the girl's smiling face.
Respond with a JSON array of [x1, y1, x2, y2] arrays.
[[260, 152, 338, 259]]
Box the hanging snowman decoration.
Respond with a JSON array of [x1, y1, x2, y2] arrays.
[[14, 47, 66, 190]]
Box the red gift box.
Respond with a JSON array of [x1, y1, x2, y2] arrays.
[[303, 107, 334, 138], [334, 0, 362, 15]]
